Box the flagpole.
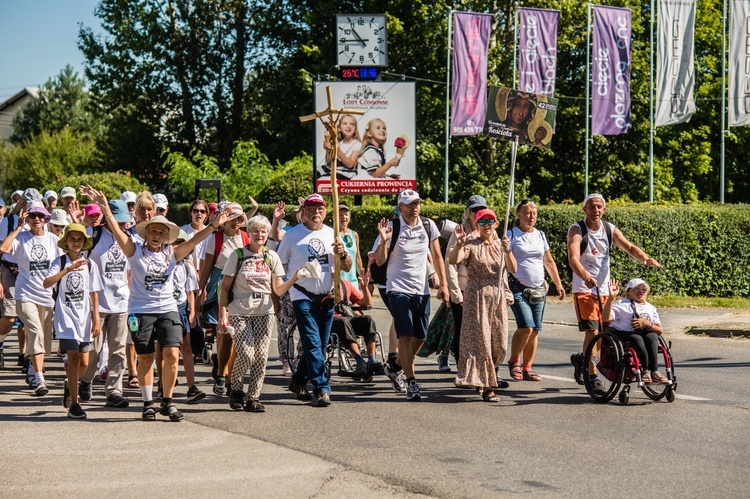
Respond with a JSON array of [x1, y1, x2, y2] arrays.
[[585, 3, 592, 197], [497, 137, 519, 306], [650, 0, 655, 202], [721, 0, 727, 204], [511, 3, 520, 208], [444, 10, 453, 205]]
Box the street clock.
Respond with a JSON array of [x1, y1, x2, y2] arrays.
[[336, 14, 388, 67]]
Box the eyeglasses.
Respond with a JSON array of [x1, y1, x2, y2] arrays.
[[192, 209, 206, 214], [156, 208, 167, 213], [470, 207, 484, 213], [476, 219, 496, 226], [127, 203, 135, 208], [27, 213, 46, 220]]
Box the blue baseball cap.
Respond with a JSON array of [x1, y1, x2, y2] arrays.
[[466, 194, 487, 210], [109, 199, 132, 223]]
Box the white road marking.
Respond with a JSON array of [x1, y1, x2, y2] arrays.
[[538, 374, 712, 401], [541, 374, 578, 383], [674, 394, 711, 401]]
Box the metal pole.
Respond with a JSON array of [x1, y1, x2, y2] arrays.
[[585, 3, 592, 198], [511, 2, 520, 208], [721, 0, 727, 204], [650, 0, 655, 202], [444, 10, 453, 205], [497, 137, 519, 305]]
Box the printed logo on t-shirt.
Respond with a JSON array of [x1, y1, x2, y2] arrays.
[[64, 271, 85, 309], [306, 238, 330, 268], [241, 256, 270, 286], [29, 244, 50, 276], [145, 259, 168, 291], [104, 243, 127, 277], [172, 261, 184, 301]]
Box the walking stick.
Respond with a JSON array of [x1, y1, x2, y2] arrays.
[[496, 137, 519, 305]]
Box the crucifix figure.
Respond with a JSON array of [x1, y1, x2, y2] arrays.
[[299, 86, 364, 300]]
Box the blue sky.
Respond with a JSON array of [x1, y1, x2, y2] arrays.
[[0, 0, 102, 102]]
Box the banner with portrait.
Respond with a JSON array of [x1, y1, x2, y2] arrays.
[[729, 0, 750, 127], [518, 8, 560, 97], [313, 81, 416, 195], [591, 5, 633, 135], [655, 0, 696, 126], [450, 11, 492, 136], [482, 86, 558, 148]]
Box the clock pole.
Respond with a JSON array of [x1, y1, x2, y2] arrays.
[[299, 86, 364, 300]]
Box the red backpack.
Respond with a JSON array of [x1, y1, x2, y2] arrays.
[[212, 229, 250, 266]]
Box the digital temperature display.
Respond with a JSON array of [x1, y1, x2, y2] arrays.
[[339, 67, 380, 81]]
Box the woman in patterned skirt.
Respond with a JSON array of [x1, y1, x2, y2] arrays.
[[449, 208, 517, 402]]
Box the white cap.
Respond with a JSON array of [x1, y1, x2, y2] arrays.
[[626, 278, 650, 291], [397, 189, 420, 205], [120, 191, 137, 204], [583, 193, 606, 207], [153, 193, 169, 210], [12, 189, 24, 201], [60, 186, 77, 199], [44, 190, 58, 200], [49, 209, 69, 227]]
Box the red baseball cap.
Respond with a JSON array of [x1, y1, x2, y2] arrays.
[[475, 208, 497, 221], [303, 193, 327, 207]]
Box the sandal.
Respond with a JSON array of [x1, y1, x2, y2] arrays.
[[128, 375, 139, 388], [651, 371, 670, 384], [641, 372, 652, 384], [481, 389, 499, 402], [522, 368, 542, 381], [508, 362, 523, 381]]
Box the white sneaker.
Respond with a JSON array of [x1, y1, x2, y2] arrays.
[[282, 362, 293, 377], [406, 380, 422, 401]]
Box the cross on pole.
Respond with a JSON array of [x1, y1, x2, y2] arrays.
[[299, 86, 364, 300]]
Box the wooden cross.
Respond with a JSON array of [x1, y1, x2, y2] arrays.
[[299, 86, 364, 300]]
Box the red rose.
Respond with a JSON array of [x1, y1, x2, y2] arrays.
[[394, 137, 406, 148]]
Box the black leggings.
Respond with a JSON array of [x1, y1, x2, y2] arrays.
[[450, 301, 464, 363], [615, 329, 659, 372]]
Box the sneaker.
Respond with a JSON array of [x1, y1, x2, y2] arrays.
[[437, 354, 451, 372], [244, 398, 266, 412], [160, 402, 184, 422], [590, 378, 606, 396], [62, 380, 72, 408], [228, 390, 245, 410], [106, 394, 130, 408], [34, 381, 49, 396], [353, 361, 367, 378], [213, 376, 226, 396], [384, 363, 406, 393], [78, 380, 92, 401], [313, 392, 331, 407], [21, 358, 29, 374], [210, 353, 219, 381], [67, 403, 87, 420], [367, 360, 384, 374], [406, 380, 422, 401], [282, 362, 293, 377], [17, 353, 25, 366], [142, 403, 157, 421], [156, 380, 163, 400], [27, 374, 37, 388], [288, 382, 312, 401], [186, 385, 206, 404], [571, 353, 584, 385]]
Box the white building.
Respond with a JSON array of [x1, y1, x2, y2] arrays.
[[0, 87, 39, 143]]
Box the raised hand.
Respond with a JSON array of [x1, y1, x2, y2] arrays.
[[68, 257, 89, 273], [273, 201, 286, 222], [377, 217, 392, 241], [247, 196, 258, 210], [208, 207, 230, 228], [69, 199, 84, 223], [607, 278, 620, 297], [454, 224, 467, 246]]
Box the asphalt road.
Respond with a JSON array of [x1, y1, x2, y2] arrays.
[[1, 299, 748, 498]]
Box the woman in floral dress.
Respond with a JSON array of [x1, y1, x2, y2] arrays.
[[449, 208, 516, 402]]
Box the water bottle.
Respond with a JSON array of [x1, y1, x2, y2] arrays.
[[127, 314, 139, 333], [225, 326, 235, 337]]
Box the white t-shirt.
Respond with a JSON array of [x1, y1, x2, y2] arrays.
[[508, 227, 549, 288], [49, 256, 104, 342], [204, 232, 247, 271], [276, 224, 336, 302], [127, 242, 178, 314], [180, 223, 209, 274], [570, 221, 614, 295], [381, 215, 439, 295], [12, 231, 63, 307], [223, 247, 285, 316], [0, 214, 25, 264], [86, 227, 130, 314], [173, 259, 199, 305], [609, 299, 661, 332], [357, 145, 384, 175]]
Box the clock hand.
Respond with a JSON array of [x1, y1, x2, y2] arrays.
[[351, 28, 367, 47], [339, 38, 370, 44]]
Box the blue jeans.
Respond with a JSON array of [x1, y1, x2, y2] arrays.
[[291, 299, 334, 395]]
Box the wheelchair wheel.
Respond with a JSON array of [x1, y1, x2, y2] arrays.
[[641, 336, 676, 401], [583, 331, 624, 403], [286, 323, 300, 375]]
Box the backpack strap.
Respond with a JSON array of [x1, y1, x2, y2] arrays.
[[53, 255, 68, 303], [226, 248, 252, 306], [212, 230, 224, 266], [578, 220, 612, 255], [387, 217, 401, 255], [240, 229, 250, 246], [91, 226, 103, 251]]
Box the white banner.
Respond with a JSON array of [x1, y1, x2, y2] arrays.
[[313, 82, 416, 195], [729, 0, 750, 126], [655, 0, 696, 126]]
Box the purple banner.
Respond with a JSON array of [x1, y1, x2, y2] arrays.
[[450, 11, 492, 136], [518, 8, 559, 96], [591, 5, 632, 135]]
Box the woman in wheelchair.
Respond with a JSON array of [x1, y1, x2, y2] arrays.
[[602, 278, 669, 384]]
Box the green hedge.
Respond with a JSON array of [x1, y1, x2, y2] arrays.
[[167, 202, 750, 297]]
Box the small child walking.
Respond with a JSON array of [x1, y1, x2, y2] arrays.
[[44, 223, 103, 419]]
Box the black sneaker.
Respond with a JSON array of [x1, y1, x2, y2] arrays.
[[367, 360, 384, 374], [213, 376, 226, 396], [590, 378, 607, 396], [142, 403, 157, 421], [571, 353, 584, 385], [78, 380, 93, 401], [62, 379, 72, 408], [384, 363, 406, 393], [17, 353, 25, 366], [406, 380, 422, 401], [228, 390, 244, 411], [210, 353, 219, 381], [160, 402, 184, 422], [34, 381, 49, 396], [67, 403, 87, 420], [244, 398, 266, 412], [186, 385, 206, 404], [353, 361, 367, 378], [106, 394, 130, 408], [288, 382, 312, 401], [313, 392, 331, 407]]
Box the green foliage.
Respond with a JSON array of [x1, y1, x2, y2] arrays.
[[54, 172, 148, 203], [255, 153, 315, 204]]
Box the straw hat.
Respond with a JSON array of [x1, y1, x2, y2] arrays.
[[135, 215, 181, 244], [58, 223, 93, 251]]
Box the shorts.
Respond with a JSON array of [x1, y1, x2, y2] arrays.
[[1, 265, 17, 318], [130, 311, 183, 355], [574, 292, 603, 331], [378, 286, 391, 312], [387, 292, 430, 341], [177, 302, 190, 337], [509, 279, 545, 331], [16, 301, 53, 356], [59, 338, 94, 353]]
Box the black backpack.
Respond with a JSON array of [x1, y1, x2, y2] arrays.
[[370, 216, 431, 286], [577, 220, 612, 255]]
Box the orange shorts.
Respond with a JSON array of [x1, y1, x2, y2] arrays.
[[573, 293, 604, 332]]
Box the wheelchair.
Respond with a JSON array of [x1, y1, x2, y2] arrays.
[[583, 329, 677, 405]]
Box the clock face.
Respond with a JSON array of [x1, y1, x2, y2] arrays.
[[336, 14, 388, 67]]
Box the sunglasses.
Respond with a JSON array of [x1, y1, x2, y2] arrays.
[[192, 209, 206, 214], [27, 213, 46, 220], [156, 208, 167, 213], [476, 219, 496, 226], [470, 207, 485, 213]]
